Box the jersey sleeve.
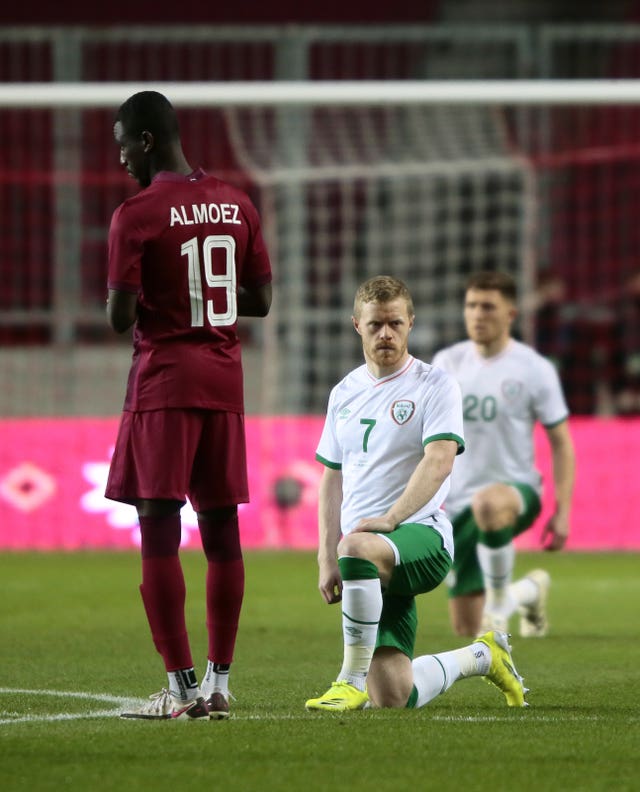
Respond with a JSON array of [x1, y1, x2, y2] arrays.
[[532, 355, 570, 427], [240, 199, 273, 289], [431, 348, 447, 370], [315, 387, 342, 469], [422, 368, 465, 454], [107, 203, 143, 293]]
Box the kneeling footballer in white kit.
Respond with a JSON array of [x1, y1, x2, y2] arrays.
[[305, 275, 527, 712]]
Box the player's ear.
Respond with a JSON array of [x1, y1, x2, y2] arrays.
[[352, 315, 362, 335], [141, 130, 154, 153]]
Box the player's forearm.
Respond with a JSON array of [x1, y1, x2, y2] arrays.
[[317, 523, 341, 564], [237, 283, 272, 317], [317, 469, 343, 562], [385, 467, 445, 526], [385, 440, 457, 526], [106, 289, 137, 333], [552, 442, 575, 517], [548, 423, 575, 517]]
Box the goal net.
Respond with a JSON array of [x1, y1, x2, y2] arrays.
[[1, 80, 640, 417]]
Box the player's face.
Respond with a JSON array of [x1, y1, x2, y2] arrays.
[[353, 298, 414, 375], [114, 120, 151, 188], [464, 288, 516, 352]]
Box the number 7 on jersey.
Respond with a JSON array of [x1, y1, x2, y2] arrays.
[[360, 418, 376, 452]]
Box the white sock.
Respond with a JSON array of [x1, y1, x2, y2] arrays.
[[200, 661, 230, 698], [477, 541, 516, 614], [508, 576, 539, 608], [168, 667, 199, 702], [411, 642, 491, 708], [337, 577, 382, 691]]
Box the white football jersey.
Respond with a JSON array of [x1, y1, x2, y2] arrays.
[[316, 355, 464, 555], [432, 338, 569, 517]]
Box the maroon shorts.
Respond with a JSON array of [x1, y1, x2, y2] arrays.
[[105, 409, 249, 512]]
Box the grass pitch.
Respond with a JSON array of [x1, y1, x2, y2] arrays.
[[1, 551, 639, 791]]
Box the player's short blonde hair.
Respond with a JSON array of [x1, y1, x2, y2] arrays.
[[353, 275, 415, 319]]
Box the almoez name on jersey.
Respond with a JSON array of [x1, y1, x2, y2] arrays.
[[169, 203, 241, 227]]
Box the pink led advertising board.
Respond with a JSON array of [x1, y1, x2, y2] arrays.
[[0, 416, 638, 550]]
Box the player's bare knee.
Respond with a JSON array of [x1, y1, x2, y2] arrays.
[[338, 533, 394, 584], [470, 489, 498, 524], [337, 533, 362, 557], [472, 483, 520, 527], [197, 505, 237, 523], [338, 532, 378, 559]]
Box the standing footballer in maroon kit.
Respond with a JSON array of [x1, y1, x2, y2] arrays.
[[105, 91, 272, 721]]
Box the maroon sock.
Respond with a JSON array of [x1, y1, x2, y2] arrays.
[[206, 558, 245, 663], [139, 515, 193, 671], [199, 511, 244, 664]]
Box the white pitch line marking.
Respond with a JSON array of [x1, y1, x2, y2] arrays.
[[1, 689, 637, 725], [0, 687, 143, 725]]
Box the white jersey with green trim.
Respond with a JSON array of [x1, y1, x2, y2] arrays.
[[316, 355, 464, 554], [432, 338, 569, 518]]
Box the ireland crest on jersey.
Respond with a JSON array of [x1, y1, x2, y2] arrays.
[[501, 379, 523, 402], [391, 399, 415, 425]]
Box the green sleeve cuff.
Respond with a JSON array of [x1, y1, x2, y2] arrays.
[[423, 433, 465, 455], [315, 453, 341, 470], [542, 415, 569, 429]]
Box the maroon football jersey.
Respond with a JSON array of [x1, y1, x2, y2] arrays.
[[108, 169, 272, 412]]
